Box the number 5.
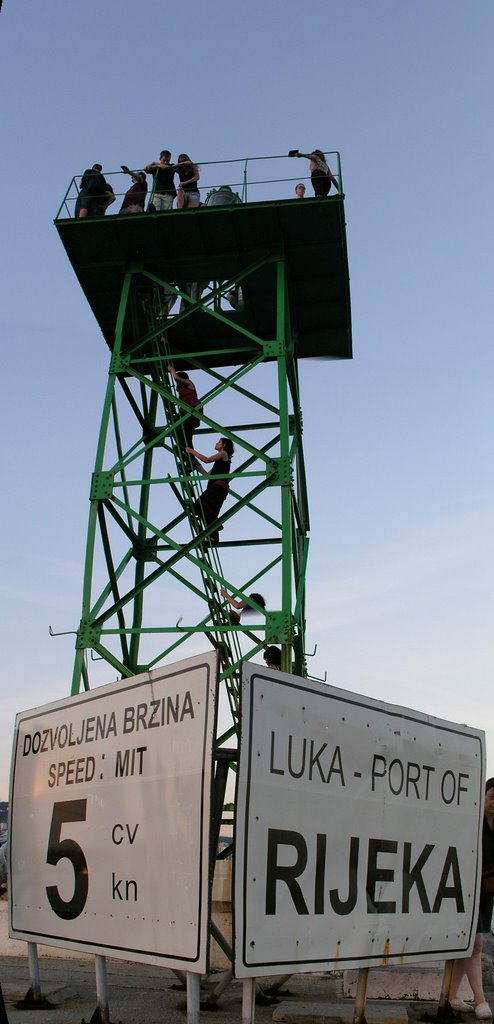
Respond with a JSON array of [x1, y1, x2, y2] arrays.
[[46, 800, 88, 920]]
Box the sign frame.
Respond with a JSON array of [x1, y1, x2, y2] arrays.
[[234, 666, 485, 978], [9, 653, 219, 972]]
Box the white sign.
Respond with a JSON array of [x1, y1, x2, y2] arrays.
[[234, 666, 485, 977], [9, 653, 218, 971]]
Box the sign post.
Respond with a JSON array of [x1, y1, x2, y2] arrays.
[[9, 653, 218, 974], [235, 665, 484, 978]]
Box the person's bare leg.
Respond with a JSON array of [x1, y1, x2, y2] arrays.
[[450, 936, 490, 1013], [465, 935, 488, 1008], [449, 958, 467, 1004]]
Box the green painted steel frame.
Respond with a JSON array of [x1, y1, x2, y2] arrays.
[[71, 255, 310, 736]]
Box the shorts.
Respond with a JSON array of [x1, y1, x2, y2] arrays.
[[75, 191, 96, 217], [182, 189, 200, 207], [149, 192, 174, 212]]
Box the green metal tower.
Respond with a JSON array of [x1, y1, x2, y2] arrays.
[[55, 159, 351, 743]]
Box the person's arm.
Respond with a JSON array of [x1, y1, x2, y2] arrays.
[[185, 447, 223, 465], [144, 162, 158, 172], [220, 588, 245, 610], [121, 165, 145, 179], [167, 365, 179, 382]]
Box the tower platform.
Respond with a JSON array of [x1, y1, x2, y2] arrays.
[[55, 196, 352, 367]]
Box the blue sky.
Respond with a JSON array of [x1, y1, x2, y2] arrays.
[[0, 0, 493, 798]]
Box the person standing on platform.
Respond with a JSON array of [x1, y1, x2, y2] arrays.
[[295, 182, 306, 198], [448, 778, 494, 1020], [167, 366, 202, 451], [185, 438, 233, 543], [176, 153, 200, 209], [144, 150, 177, 211], [75, 163, 110, 218], [92, 164, 116, 216], [291, 149, 340, 197], [120, 167, 148, 213]]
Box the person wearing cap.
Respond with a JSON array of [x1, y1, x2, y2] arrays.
[[120, 166, 148, 214], [448, 777, 494, 1020]]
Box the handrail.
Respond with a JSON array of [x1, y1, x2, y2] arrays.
[[54, 149, 343, 219]]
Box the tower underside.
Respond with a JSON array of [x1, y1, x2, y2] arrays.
[[55, 195, 351, 740]]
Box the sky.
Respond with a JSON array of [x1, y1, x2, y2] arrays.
[[0, 0, 493, 800]]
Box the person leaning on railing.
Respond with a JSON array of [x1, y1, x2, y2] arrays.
[[144, 150, 177, 211], [290, 149, 342, 198], [120, 166, 148, 214], [176, 153, 200, 209]]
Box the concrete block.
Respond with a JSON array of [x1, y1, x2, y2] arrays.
[[343, 964, 470, 1001], [272, 999, 409, 1024]]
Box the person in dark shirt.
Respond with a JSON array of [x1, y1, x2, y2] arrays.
[[120, 167, 148, 213], [144, 150, 177, 211], [93, 165, 116, 216], [292, 149, 341, 197], [75, 163, 108, 218], [186, 438, 234, 544], [176, 153, 200, 209]]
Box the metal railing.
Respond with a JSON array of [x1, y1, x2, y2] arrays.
[[54, 150, 343, 219]]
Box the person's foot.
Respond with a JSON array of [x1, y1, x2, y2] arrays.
[[450, 1000, 471, 1012], [475, 1003, 492, 1020]]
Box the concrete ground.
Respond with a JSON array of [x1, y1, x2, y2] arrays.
[[1, 900, 492, 1024]]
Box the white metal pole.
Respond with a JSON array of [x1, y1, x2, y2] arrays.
[[242, 977, 256, 1024], [186, 971, 201, 1024], [27, 942, 42, 1003], [95, 955, 110, 1023]]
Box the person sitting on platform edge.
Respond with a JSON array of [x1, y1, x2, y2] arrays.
[[167, 366, 203, 451], [120, 166, 148, 213], [144, 150, 177, 211], [220, 588, 266, 626], [290, 149, 341, 198], [185, 438, 234, 544], [264, 646, 282, 670], [448, 778, 494, 1020]]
